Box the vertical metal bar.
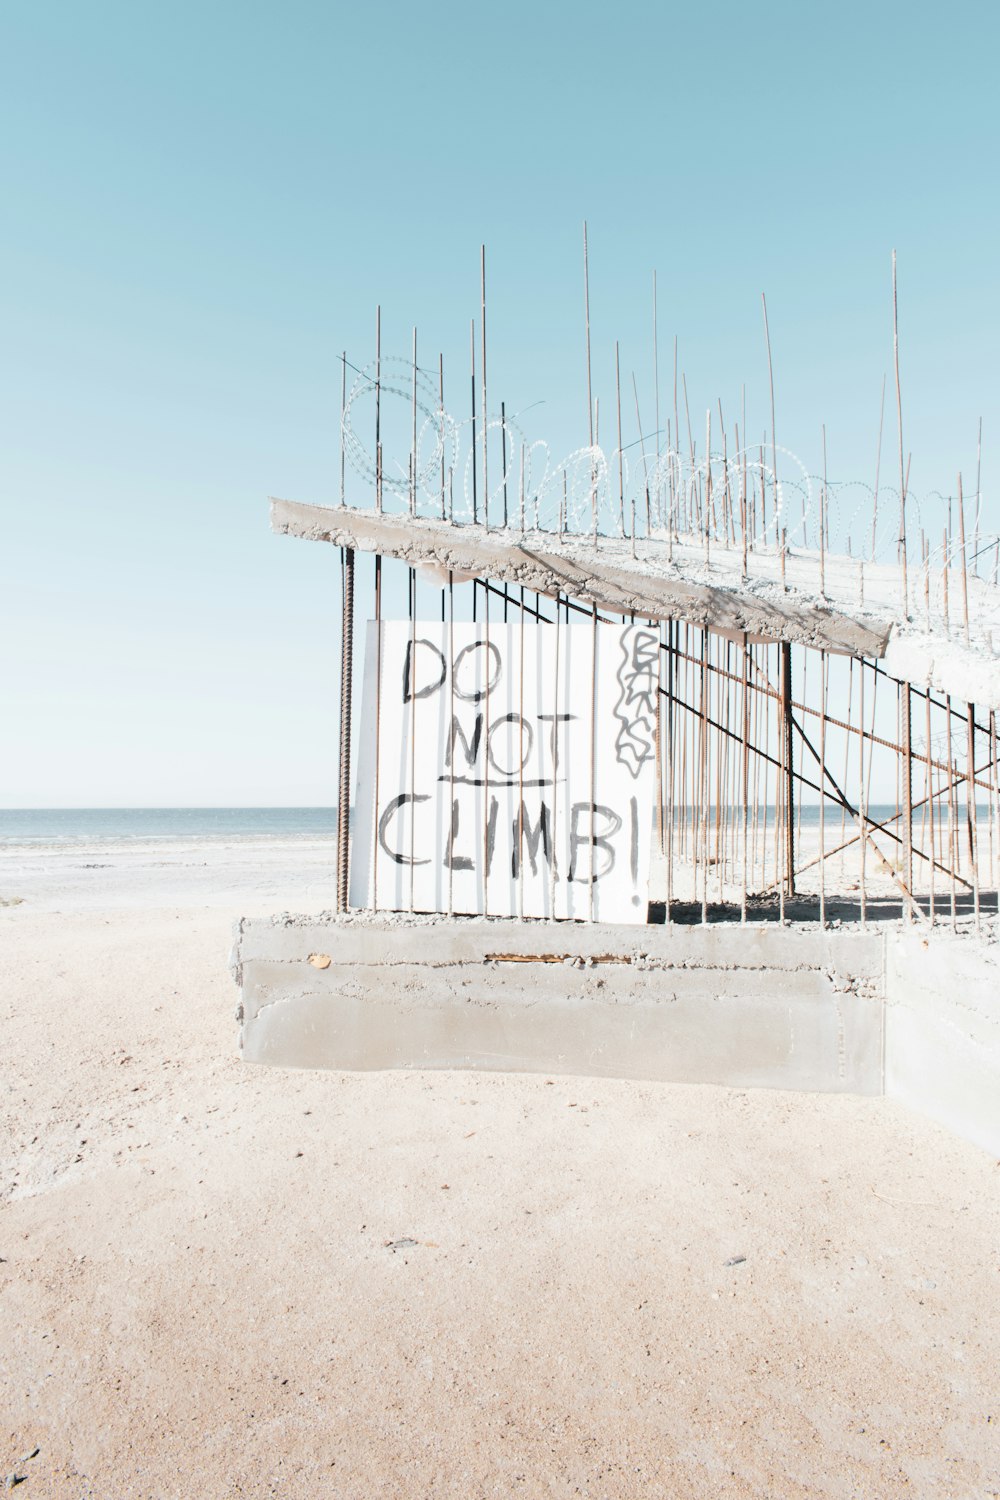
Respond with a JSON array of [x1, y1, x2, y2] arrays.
[[926, 685, 935, 925], [652, 271, 660, 525], [968, 704, 980, 931], [681, 624, 689, 872], [655, 620, 663, 867], [336, 546, 355, 913], [892, 250, 908, 616], [672, 337, 679, 537], [719, 637, 731, 900], [902, 684, 913, 921], [758, 441, 765, 545], [589, 602, 598, 920], [750, 646, 760, 895], [761, 293, 778, 539], [740, 426, 747, 579], [517, 586, 525, 919], [917, 675, 928, 888], [820, 425, 827, 597], [583, 223, 597, 544], [372, 554, 382, 911], [410, 327, 418, 515], [470, 319, 478, 525], [584, 222, 594, 447], [958, 474, 970, 644], [759, 644, 769, 894], [819, 649, 826, 928], [666, 619, 675, 922], [370, 306, 383, 911], [705, 407, 712, 565], [776, 645, 785, 922], [841, 660, 853, 846], [859, 659, 868, 927], [550, 586, 561, 920], [943, 527, 950, 635], [740, 632, 749, 924], [699, 626, 708, 924], [440, 353, 446, 520], [336, 349, 353, 913], [409, 566, 417, 910], [501, 400, 508, 529], [481, 246, 489, 530], [946, 694, 956, 929], [615, 341, 624, 535], [781, 640, 795, 899], [483, 571, 491, 916], [375, 307, 382, 514], [447, 571, 455, 916], [340, 352, 347, 508], [713, 637, 722, 888], [991, 711, 999, 912], [797, 646, 807, 855]]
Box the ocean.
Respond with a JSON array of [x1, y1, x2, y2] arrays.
[[0, 803, 955, 851], [0, 808, 339, 848]]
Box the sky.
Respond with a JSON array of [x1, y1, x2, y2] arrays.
[[1, 0, 997, 807]]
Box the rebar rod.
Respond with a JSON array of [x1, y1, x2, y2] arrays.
[[336, 546, 355, 913]]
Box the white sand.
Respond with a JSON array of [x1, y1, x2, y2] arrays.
[[2, 854, 999, 1497], [0, 836, 341, 915]]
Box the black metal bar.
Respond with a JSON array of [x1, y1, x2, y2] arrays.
[[782, 641, 795, 895]]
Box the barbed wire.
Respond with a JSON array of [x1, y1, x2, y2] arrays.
[[339, 358, 998, 581]]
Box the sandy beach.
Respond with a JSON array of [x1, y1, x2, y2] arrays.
[[6, 0, 1000, 1493], [2, 842, 999, 1498]]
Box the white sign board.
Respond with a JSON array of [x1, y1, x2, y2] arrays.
[[350, 621, 659, 923]]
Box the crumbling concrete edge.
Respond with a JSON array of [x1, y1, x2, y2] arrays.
[[269, 497, 893, 658]]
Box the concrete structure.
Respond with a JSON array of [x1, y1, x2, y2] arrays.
[[232, 915, 999, 1154], [271, 496, 1000, 708], [237, 920, 872, 1083], [256, 490, 1000, 1160], [269, 487, 1000, 929], [886, 930, 1000, 1156], [271, 496, 892, 657]]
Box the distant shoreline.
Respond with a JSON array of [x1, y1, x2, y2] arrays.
[[0, 807, 340, 849], [0, 802, 985, 847]]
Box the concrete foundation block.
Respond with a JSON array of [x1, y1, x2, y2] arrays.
[[234, 917, 884, 1094], [885, 930, 1000, 1155]]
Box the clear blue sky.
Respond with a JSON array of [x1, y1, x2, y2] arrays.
[[1, 0, 996, 806]]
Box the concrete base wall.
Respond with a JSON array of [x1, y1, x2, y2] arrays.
[[233, 915, 1000, 1152], [233, 917, 885, 1095], [885, 931, 1000, 1156]]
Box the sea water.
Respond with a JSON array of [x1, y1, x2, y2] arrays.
[[0, 804, 982, 850], [0, 808, 338, 848]]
